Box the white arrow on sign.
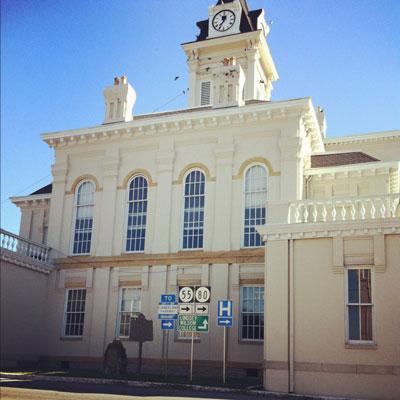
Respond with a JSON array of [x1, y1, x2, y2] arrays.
[[163, 321, 173, 328], [219, 319, 231, 325]]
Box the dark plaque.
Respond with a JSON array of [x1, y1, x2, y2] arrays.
[[129, 313, 153, 375], [129, 313, 153, 342], [103, 339, 127, 377]]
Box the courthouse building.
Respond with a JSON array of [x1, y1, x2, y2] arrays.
[[1, 1, 399, 399]]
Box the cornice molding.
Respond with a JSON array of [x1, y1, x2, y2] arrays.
[[258, 218, 400, 242], [41, 99, 322, 151], [324, 130, 400, 146]]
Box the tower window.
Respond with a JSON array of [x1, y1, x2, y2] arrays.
[[200, 81, 211, 106]]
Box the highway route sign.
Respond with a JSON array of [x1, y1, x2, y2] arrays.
[[178, 286, 195, 303], [195, 286, 211, 303]]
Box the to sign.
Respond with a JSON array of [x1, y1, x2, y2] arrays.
[[195, 286, 211, 303], [178, 286, 194, 303], [160, 294, 176, 304]]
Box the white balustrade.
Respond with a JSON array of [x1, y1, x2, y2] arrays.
[[287, 194, 400, 224], [0, 228, 50, 262]]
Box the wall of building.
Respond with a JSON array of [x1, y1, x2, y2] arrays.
[[263, 234, 400, 400], [42, 262, 265, 377], [0, 259, 49, 366]]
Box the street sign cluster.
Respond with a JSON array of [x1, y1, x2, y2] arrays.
[[178, 286, 210, 333]]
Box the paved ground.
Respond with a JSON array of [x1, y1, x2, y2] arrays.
[[0, 377, 310, 400]]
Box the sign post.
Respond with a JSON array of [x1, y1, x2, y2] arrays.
[[158, 294, 178, 381], [217, 300, 233, 384]]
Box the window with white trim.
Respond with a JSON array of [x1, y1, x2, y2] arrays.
[[117, 288, 141, 337], [243, 165, 267, 247], [200, 81, 211, 106], [182, 170, 205, 249], [72, 181, 94, 254], [63, 288, 86, 337], [125, 176, 148, 252], [240, 286, 264, 341], [347, 268, 373, 342]]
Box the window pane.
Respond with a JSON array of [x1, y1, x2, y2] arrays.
[[118, 288, 141, 337], [360, 270, 371, 303], [348, 269, 359, 303], [360, 305, 372, 340], [240, 286, 264, 341], [348, 305, 360, 340]]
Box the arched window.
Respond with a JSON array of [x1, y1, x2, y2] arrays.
[[125, 176, 148, 252], [72, 181, 94, 254], [183, 170, 205, 249], [243, 165, 267, 247]]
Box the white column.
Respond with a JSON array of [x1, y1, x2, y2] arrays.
[[245, 48, 258, 101], [188, 59, 199, 108], [96, 151, 120, 256]]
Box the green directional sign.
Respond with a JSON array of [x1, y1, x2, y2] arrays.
[[196, 316, 209, 332], [178, 315, 196, 332]]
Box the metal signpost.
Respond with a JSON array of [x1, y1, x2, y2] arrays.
[[178, 286, 211, 382], [217, 300, 233, 384], [158, 294, 178, 380]]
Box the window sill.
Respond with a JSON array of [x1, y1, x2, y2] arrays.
[[238, 339, 264, 345], [345, 342, 377, 350], [60, 337, 83, 341]]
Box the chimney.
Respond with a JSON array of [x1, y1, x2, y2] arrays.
[[103, 76, 136, 124], [316, 106, 327, 138]]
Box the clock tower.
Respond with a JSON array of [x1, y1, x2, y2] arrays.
[[182, 0, 278, 108]]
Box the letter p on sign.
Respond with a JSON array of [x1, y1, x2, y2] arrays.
[[218, 300, 232, 318]]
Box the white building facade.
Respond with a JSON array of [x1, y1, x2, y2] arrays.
[[2, 1, 400, 399]]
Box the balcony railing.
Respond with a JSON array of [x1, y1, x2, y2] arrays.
[[0, 228, 51, 263], [288, 193, 400, 224]]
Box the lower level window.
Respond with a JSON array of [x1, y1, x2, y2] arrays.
[[240, 286, 264, 341], [347, 268, 373, 341], [118, 288, 141, 337], [63, 289, 86, 337]]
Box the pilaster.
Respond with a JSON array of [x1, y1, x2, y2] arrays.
[[244, 48, 258, 101], [47, 158, 69, 252], [96, 150, 120, 256], [188, 57, 199, 108], [212, 137, 235, 250], [152, 140, 175, 253]]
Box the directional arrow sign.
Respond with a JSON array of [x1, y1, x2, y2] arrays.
[[161, 319, 175, 330], [217, 317, 232, 327], [179, 304, 194, 315], [195, 304, 209, 315], [196, 316, 209, 332]]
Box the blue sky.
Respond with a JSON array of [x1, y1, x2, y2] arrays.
[[1, 0, 400, 234]]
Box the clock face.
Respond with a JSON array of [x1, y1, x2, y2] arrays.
[[212, 10, 236, 32]]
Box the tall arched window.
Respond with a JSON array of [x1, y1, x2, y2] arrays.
[[125, 176, 148, 252], [243, 165, 267, 247], [183, 170, 205, 249], [73, 181, 94, 254]]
